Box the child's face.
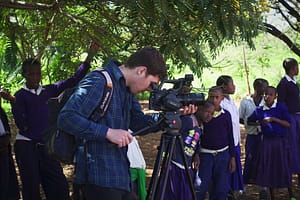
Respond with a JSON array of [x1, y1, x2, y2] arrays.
[[223, 80, 235, 95], [264, 88, 277, 107], [256, 82, 268, 96], [198, 105, 215, 123], [291, 64, 299, 76], [208, 90, 224, 110], [23, 67, 42, 90]]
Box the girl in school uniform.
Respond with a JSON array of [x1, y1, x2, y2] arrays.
[[197, 86, 236, 200], [162, 100, 215, 200], [247, 86, 294, 200], [277, 58, 300, 184], [216, 75, 244, 198]]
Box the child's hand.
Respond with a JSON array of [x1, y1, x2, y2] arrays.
[[262, 117, 272, 124], [0, 88, 15, 103], [228, 157, 236, 173], [85, 40, 100, 64], [192, 153, 200, 169]]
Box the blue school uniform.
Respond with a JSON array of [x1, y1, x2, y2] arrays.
[[248, 102, 292, 188], [163, 115, 201, 200], [197, 108, 235, 200], [277, 75, 300, 174], [12, 62, 90, 200], [0, 107, 20, 200]]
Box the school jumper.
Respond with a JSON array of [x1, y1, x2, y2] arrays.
[[162, 115, 201, 200], [248, 102, 292, 188], [197, 108, 235, 200], [221, 97, 244, 191], [277, 75, 300, 174], [12, 62, 91, 200], [0, 106, 20, 200], [239, 96, 263, 184]]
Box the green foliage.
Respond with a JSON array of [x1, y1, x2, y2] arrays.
[[0, 0, 268, 81]]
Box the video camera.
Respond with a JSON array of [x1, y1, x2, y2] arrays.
[[149, 74, 205, 111]]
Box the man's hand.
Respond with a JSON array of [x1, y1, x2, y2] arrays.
[[106, 128, 133, 147], [180, 104, 198, 115]]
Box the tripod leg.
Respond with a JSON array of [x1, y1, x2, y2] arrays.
[[154, 135, 177, 200], [176, 135, 196, 200], [146, 134, 167, 200]]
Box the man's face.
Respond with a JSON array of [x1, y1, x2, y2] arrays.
[[129, 66, 160, 95]]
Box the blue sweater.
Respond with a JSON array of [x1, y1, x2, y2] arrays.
[[12, 62, 90, 142], [201, 109, 235, 158]]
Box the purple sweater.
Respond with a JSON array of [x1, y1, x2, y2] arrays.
[[277, 77, 300, 114], [201, 109, 235, 158], [12, 62, 90, 142]]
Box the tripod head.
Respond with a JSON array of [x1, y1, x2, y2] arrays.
[[159, 111, 182, 135], [132, 110, 182, 136]]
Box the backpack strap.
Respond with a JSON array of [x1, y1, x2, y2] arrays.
[[90, 68, 113, 121]]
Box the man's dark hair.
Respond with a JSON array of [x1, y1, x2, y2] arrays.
[[125, 47, 167, 79], [283, 58, 298, 73], [22, 58, 41, 75]]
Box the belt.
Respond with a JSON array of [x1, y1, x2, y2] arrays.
[[171, 160, 191, 170], [200, 146, 229, 155]]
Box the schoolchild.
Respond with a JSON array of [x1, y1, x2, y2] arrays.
[[216, 75, 244, 198], [247, 86, 294, 200], [11, 44, 98, 200], [0, 89, 20, 200], [197, 86, 236, 200], [239, 78, 269, 198], [276, 58, 300, 182], [163, 101, 215, 200]]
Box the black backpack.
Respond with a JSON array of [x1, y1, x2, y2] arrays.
[[44, 69, 113, 164]]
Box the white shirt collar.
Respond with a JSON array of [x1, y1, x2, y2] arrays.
[[285, 74, 297, 84], [213, 108, 225, 118], [263, 102, 277, 110], [23, 84, 44, 95]]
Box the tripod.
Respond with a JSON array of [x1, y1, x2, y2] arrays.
[[146, 111, 196, 200]]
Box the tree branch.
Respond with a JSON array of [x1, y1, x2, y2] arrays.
[[0, 1, 58, 10], [263, 23, 300, 56], [278, 0, 300, 21]]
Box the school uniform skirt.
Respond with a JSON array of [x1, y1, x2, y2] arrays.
[[243, 134, 262, 184], [255, 135, 292, 188], [163, 162, 195, 200], [287, 114, 300, 174], [229, 144, 244, 191]]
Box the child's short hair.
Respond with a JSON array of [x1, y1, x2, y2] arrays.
[[22, 58, 41, 75], [253, 78, 269, 90], [283, 58, 298, 73], [265, 86, 277, 94], [216, 75, 233, 87], [195, 100, 215, 121], [208, 85, 223, 94]]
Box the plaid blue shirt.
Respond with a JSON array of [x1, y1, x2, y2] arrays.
[[58, 60, 155, 191]]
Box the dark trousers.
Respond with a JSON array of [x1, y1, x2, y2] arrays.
[[0, 144, 20, 200], [82, 184, 137, 200], [14, 140, 70, 200], [198, 149, 230, 200]]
